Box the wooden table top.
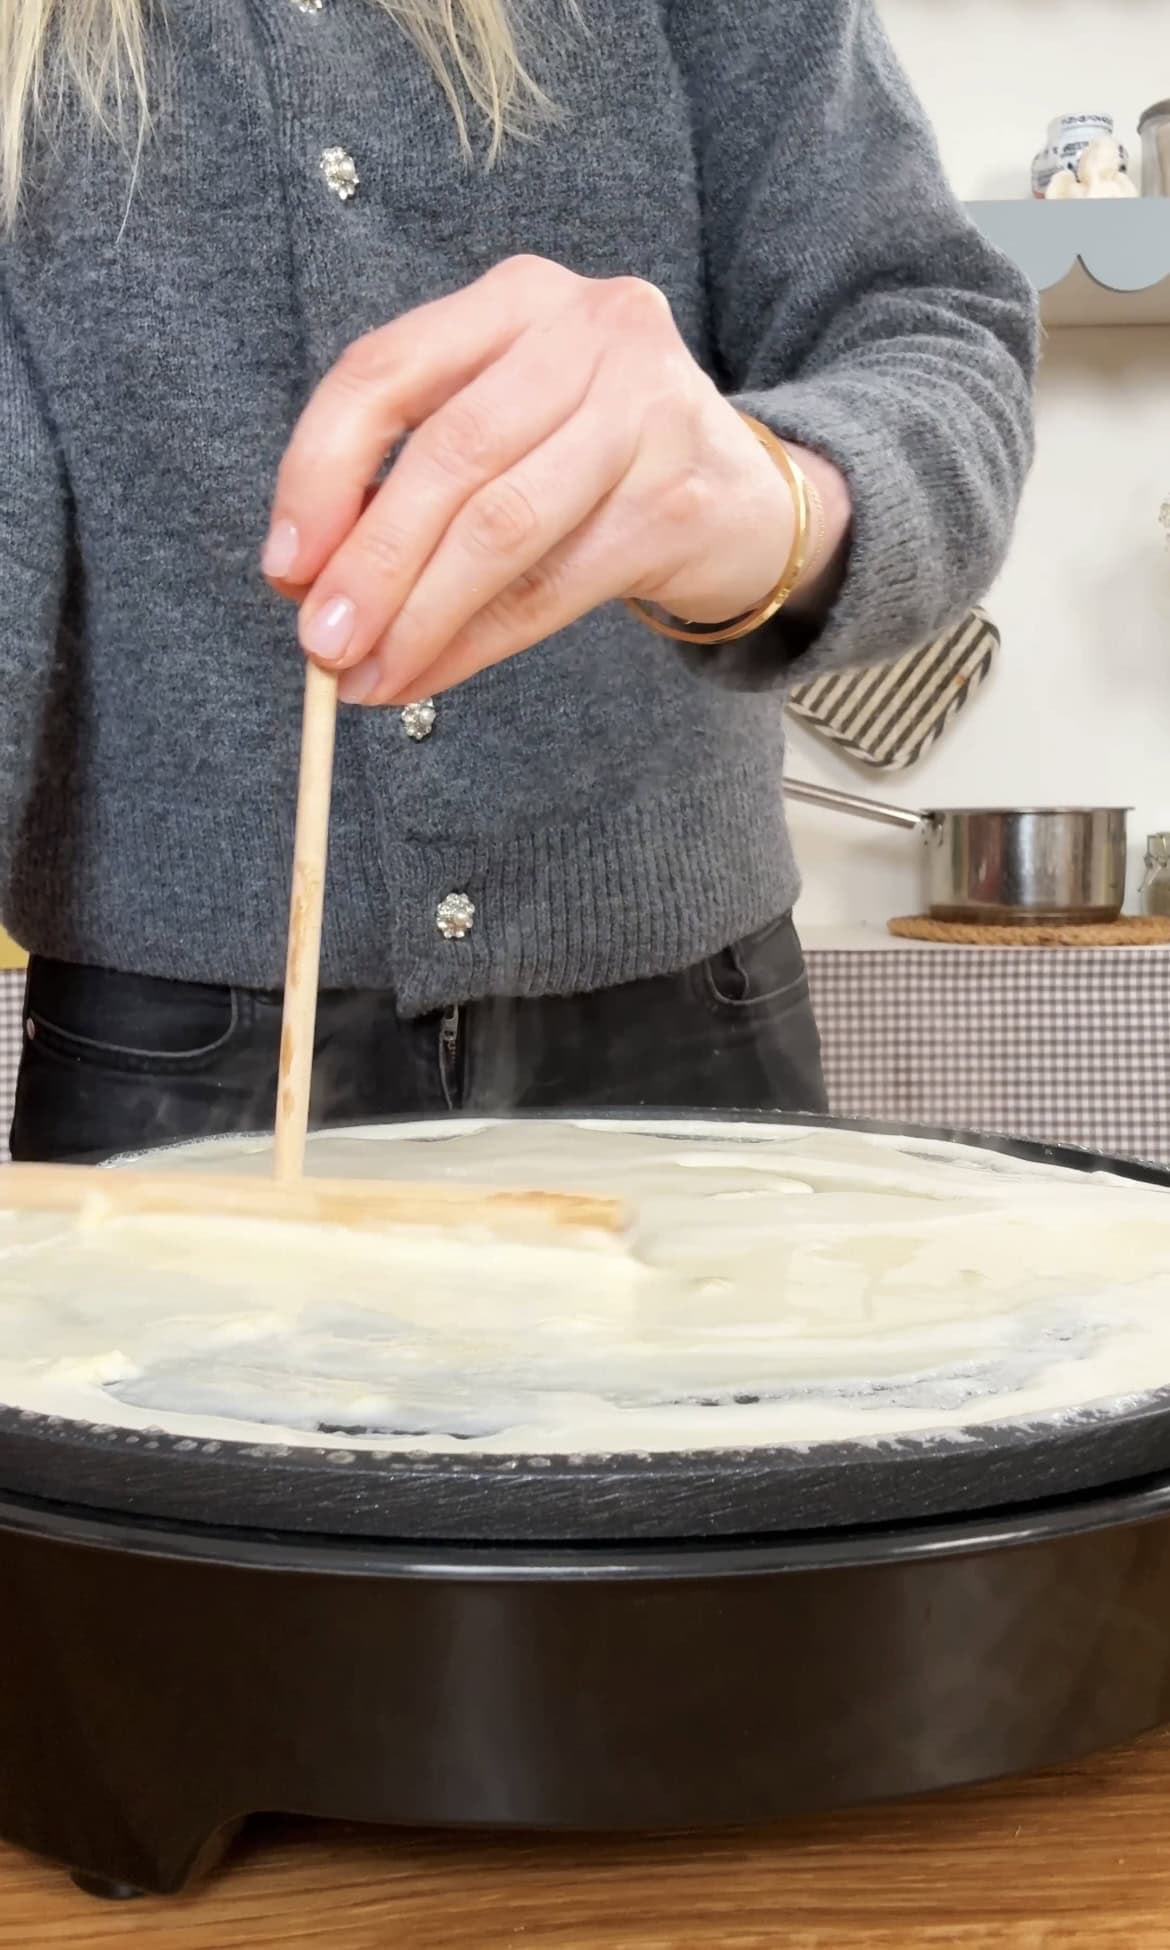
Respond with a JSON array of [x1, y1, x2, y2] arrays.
[[2, 1729, 1170, 1948]]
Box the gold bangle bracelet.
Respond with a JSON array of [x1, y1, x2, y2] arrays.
[[802, 473, 828, 587], [624, 413, 812, 646]]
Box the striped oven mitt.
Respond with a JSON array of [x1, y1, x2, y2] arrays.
[[786, 609, 999, 772]]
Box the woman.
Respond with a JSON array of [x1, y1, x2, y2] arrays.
[[0, 0, 1035, 1161]]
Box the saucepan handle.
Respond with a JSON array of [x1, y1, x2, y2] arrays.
[[784, 777, 925, 833]]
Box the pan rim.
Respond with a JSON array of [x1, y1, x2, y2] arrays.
[[0, 1111, 1168, 1543]]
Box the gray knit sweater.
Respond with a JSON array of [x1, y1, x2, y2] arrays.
[[0, 0, 1036, 1015]]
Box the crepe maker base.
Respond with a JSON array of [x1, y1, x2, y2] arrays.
[[5, 1476, 1170, 1898]]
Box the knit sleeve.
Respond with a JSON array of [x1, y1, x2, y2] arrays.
[[0, 280, 67, 908], [666, 0, 1037, 685]]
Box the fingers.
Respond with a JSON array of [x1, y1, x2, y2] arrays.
[[262, 256, 579, 593], [296, 318, 601, 672], [335, 398, 641, 704], [358, 494, 654, 705]]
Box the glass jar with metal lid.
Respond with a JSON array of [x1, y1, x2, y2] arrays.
[[1139, 102, 1170, 195], [1140, 833, 1170, 915]]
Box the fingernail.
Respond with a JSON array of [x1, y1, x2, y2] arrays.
[[338, 658, 381, 705], [262, 519, 300, 580], [302, 595, 356, 662]]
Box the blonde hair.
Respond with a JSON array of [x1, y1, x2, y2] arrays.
[[0, 0, 560, 227]]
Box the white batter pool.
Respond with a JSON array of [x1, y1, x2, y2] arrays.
[[2, 1118, 1170, 1454]]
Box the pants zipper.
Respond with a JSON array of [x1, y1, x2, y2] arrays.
[[439, 1004, 461, 1109]]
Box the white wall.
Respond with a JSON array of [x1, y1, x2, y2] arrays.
[[790, 0, 1170, 931]]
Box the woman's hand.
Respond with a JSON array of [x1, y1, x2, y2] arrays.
[[263, 255, 849, 705]]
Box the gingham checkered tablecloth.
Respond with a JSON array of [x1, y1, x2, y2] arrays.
[[807, 945, 1170, 1169], [0, 952, 1166, 1168], [0, 971, 22, 1162]]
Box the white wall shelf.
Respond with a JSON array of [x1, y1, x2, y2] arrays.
[[969, 200, 1170, 326]]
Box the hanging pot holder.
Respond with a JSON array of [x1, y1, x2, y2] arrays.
[[786, 608, 999, 772]]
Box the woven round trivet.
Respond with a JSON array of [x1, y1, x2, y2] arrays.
[[888, 914, 1170, 947]]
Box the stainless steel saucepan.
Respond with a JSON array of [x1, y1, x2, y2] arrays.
[[784, 779, 1130, 924]]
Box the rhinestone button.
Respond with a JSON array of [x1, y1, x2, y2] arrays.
[[436, 893, 475, 941], [401, 698, 437, 741], [320, 147, 359, 201]]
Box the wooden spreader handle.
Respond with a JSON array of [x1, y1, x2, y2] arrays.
[[274, 661, 338, 1184]]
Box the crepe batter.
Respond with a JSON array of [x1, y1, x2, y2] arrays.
[[1, 1118, 1170, 1455]]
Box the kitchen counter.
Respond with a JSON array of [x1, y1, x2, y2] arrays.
[[3, 1731, 1170, 1947]]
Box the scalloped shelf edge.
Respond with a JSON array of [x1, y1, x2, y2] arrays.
[[968, 200, 1170, 327]]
